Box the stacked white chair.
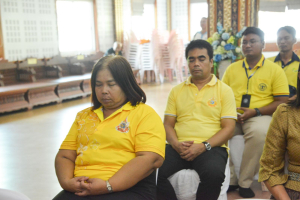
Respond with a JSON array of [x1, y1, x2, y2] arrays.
[[151, 29, 165, 83], [168, 30, 186, 83], [139, 42, 161, 83], [123, 31, 141, 84], [152, 30, 172, 83]]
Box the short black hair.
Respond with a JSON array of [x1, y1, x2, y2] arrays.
[[277, 26, 296, 39], [185, 40, 213, 60], [242, 27, 265, 42], [90, 56, 146, 110]]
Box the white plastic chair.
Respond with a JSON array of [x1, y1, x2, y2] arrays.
[[168, 30, 187, 83], [0, 189, 30, 200], [139, 42, 160, 83], [168, 157, 230, 200], [151, 29, 165, 84]]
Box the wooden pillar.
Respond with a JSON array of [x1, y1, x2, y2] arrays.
[[0, 8, 4, 59], [188, 0, 191, 41], [114, 0, 123, 43], [208, 0, 217, 36], [167, 0, 171, 31], [93, 0, 100, 52], [154, 0, 158, 29]]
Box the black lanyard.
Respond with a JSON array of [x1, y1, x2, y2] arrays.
[[243, 58, 265, 94]]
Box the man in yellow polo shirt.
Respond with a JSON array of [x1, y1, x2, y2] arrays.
[[269, 26, 299, 100], [222, 27, 289, 198], [157, 40, 237, 200]]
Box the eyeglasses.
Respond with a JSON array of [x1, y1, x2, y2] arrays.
[[242, 40, 260, 46]]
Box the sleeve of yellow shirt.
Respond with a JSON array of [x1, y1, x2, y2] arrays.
[[134, 107, 166, 159], [272, 66, 289, 97], [221, 83, 237, 120], [165, 88, 177, 117], [60, 118, 78, 150]]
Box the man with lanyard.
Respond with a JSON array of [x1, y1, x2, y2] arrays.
[[269, 26, 299, 100], [222, 27, 289, 198]]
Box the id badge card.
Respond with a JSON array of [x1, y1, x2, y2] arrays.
[[241, 94, 251, 108]]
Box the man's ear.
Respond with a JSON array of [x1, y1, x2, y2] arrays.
[[292, 37, 297, 44]]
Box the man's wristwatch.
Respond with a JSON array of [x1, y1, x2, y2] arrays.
[[106, 180, 113, 193], [254, 108, 262, 116], [202, 141, 211, 151]]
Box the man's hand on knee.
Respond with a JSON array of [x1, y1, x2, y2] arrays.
[[172, 141, 194, 154], [180, 143, 206, 161]]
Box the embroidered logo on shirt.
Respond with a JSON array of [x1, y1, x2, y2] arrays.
[[116, 117, 130, 133], [90, 139, 100, 150], [259, 83, 267, 91], [207, 98, 217, 107]]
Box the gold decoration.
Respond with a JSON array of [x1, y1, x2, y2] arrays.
[[209, 0, 215, 36], [223, 0, 231, 30], [247, 0, 251, 26], [239, 0, 246, 30]]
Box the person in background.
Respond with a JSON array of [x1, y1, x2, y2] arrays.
[[157, 40, 237, 200], [53, 56, 165, 200], [259, 69, 300, 200], [104, 42, 123, 56], [269, 26, 299, 100], [193, 17, 208, 40], [222, 27, 289, 198]]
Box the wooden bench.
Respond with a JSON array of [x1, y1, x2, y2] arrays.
[[0, 73, 92, 113]]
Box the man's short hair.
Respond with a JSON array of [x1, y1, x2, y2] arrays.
[[242, 27, 265, 42], [185, 40, 213, 60], [277, 26, 296, 39]]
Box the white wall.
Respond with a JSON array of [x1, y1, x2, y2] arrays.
[[0, 0, 59, 61], [96, 0, 115, 52]]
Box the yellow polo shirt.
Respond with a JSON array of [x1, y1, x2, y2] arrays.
[[165, 74, 237, 148], [222, 55, 289, 109], [60, 102, 166, 180], [269, 52, 300, 95]]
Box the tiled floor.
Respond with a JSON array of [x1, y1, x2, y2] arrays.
[[0, 82, 270, 200]]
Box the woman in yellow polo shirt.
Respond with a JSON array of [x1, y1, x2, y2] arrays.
[[53, 56, 166, 200]]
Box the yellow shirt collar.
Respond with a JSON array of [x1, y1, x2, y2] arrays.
[[243, 55, 265, 69], [185, 74, 217, 86], [93, 101, 136, 121]]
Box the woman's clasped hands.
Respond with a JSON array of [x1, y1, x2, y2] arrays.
[[65, 176, 108, 196]]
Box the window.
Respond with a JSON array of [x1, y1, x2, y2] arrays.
[[258, 7, 300, 43], [131, 3, 155, 40], [56, 0, 95, 56], [190, 2, 208, 40]]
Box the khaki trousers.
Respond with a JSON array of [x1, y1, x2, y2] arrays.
[[230, 115, 272, 188]]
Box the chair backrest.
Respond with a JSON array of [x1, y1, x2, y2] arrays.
[[127, 43, 141, 69], [140, 43, 153, 70], [160, 43, 171, 69]]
